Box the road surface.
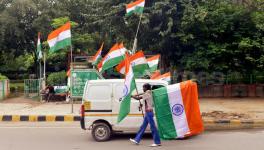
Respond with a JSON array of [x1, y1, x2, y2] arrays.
[[0, 122, 263, 150]]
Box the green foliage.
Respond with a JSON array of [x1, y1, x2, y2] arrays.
[[0, 0, 263, 80], [0, 73, 8, 80], [47, 71, 66, 86]]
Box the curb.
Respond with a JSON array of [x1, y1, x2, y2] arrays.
[[203, 119, 264, 130], [1, 115, 264, 130], [0, 115, 81, 122]]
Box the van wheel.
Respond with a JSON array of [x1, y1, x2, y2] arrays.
[[92, 123, 111, 142]]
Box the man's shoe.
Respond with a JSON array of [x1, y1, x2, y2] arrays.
[[130, 138, 139, 145], [149, 143, 161, 147]]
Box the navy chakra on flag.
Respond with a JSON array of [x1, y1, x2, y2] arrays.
[[172, 104, 184, 116], [122, 85, 129, 97]]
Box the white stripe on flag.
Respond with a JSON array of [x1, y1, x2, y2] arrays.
[[167, 83, 190, 137], [148, 59, 159, 67], [48, 30, 71, 47]]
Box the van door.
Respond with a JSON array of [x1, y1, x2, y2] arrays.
[[111, 83, 144, 132], [84, 83, 112, 114]]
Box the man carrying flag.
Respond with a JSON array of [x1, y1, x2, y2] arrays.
[[117, 53, 136, 123], [130, 83, 161, 147], [92, 43, 104, 66]]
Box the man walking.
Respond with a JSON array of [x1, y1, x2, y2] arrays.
[[130, 83, 161, 147]]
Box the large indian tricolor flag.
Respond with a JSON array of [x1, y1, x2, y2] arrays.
[[152, 80, 204, 139], [126, 0, 145, 16], [116, 50, 149, 77], [117, 54, 136, 123], [47, 22, 71, 52], [98, 43, 126, 72], [147, 54, 160, 73]]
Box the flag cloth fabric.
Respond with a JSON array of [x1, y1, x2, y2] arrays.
[[98, 43, 126, 73], [116, 50, 149, 77], [117, 54, 136, 123], [92, 43, 104, 66], [47, 22, 71, 52], [152, 80, 204, 140], [37, 32, 42, 60], [150, 70, 161, 79], [147, 54, 160, 73], [153, 72, 171, 84], [126, 0, 145, 16]]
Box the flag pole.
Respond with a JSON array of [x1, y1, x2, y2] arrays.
[[70, 45, 74, 114], [43, 51, 46, 87], [132, 13, 143, 54]]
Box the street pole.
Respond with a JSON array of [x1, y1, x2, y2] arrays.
[[43, 52, 46, 87], [132, 13, 143, 54], [70, 45, 74, 114]]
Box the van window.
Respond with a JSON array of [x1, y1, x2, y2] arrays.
[[87, 85, 111, 101]]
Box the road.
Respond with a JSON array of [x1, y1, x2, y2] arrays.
[[0, 122, 263, 150]]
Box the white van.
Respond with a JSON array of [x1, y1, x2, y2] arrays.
[[80, 79, 168, 141]]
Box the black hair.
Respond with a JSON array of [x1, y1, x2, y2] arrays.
[[143, 83, 151, 91]]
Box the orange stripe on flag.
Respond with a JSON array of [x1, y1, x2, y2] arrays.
[[180, 81, 204, 137], [47, 22, 71, 40], [147, 54, 160, 61], [127, 0, 145, 9]]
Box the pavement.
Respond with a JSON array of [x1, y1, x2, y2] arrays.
[[0, 96, 264, 130]]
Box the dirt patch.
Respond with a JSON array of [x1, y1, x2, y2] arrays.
[[202, 111, 250, 120], [1, 96, 41, 107]]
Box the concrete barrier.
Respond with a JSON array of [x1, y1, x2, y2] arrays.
[[0, 80, 10, 100]]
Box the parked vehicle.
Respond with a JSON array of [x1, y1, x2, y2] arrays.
[[80, 79, 168, 141]]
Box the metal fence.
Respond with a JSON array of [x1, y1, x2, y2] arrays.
[[0, 80, 10, 100], [24, 79, 43, 100]]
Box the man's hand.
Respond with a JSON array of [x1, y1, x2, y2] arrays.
[[131, 95, 142, 100]]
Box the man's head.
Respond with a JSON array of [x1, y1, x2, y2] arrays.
[[143, 83, 151, 92]]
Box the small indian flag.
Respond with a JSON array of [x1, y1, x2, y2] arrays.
[[98, 43, 126, 72], [153, 72, 171, 84], [92, 43, 104, 66], [126, 0, 145, 16], [117, 53, 136, 123], [152, 80, 204, 139], [47, 22, 71, 52], [147, 54, 160, 73], [116, 50, 149, 77], [37, 32, 42, 60]]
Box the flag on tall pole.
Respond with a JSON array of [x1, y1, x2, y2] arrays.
[[47, 22, 71, 52], [152, 80, 204, 139], [92, 43, 104, 66], [116, 50, 149, 77], [98, 43, 126, 73], [117, 53, 136, 123], [126, 0, 145, 16], [37, 32, 42, 60], [147, 54, 160, 73]]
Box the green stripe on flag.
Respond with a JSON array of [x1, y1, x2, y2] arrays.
[[49, 38, 71, 53], [101, 56, 124, 72], [149, 65, 158, 73], [152, 87, 177, 139], [126, 6, 144, 16], [133, 64, 149, 77], [117, 79, 136, 123]]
